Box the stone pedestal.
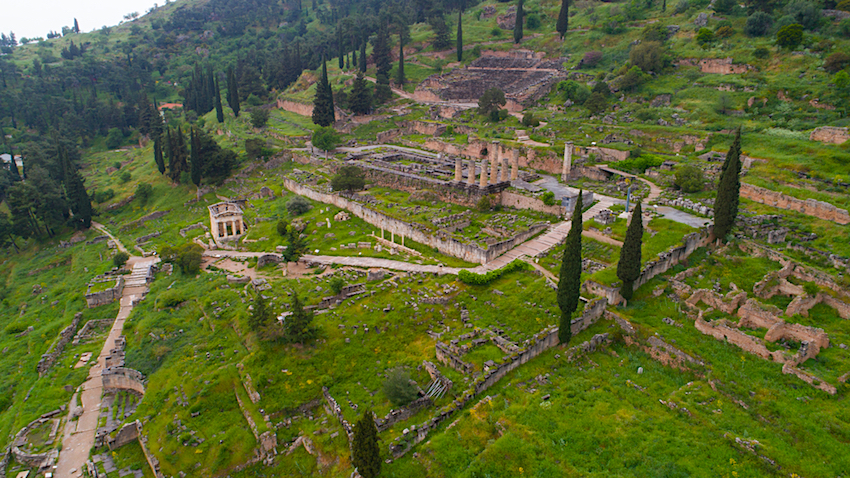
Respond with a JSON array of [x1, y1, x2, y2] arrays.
[[479, 159, 489, 189], [454, 157, 463, 182]]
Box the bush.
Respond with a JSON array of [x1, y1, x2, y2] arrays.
[[753, 46, 770, 59], [803, 282, 820, 296], [715, 25, 734, 38], [113, 251, 130, 268], [135, 183, 153, 205], [556, 80, 590, 104], [158, 290, 185, 308], [329, 276, 345, 295], [521, 112, 540, 127], [476, 195, 494, 212], [383, 367, 419, 406], [526, 14, 541, 29], [612, 154, 664, 174], [776, 24, 803, 50], [674, 164, 705, 192], [696, 28, 715, 48], [541, 191, 557, 206], [311, 126, 340, 154], [331, 165, 366, 192], [642, 24, 668, 43], [119, 171, 131, 183], [618, 66, 647, 91], [824, 52, 850, 73], [490, 27, 503, 37], [674, 0, 689, 14], [245, 138, 269, 159], [458, 260, 528, 285], [113, 161, 122, 170], [783, 0, 821, 30], [630, 41, 664, 72], [478, 88, 506, 116], [488, 109, 509, 122], [160, 243, 204, 274], [287, 196, 311, 216], [250, 108, 269, 128], [106, 128, 124, 149], [713, 0, 736, 15], [92, 189, 115, 203], [276, 219, 289, 237], [581, 51, 603, 68]]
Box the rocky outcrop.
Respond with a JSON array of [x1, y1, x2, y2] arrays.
[[809, 126, 849, 145]]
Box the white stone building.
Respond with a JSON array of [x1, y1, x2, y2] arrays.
[[208, 202, 246, 242]]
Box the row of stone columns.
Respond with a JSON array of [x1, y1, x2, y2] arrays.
[[218, 219, 244, 238], [452, 156, 520, 188]]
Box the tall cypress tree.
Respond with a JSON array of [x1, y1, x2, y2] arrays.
[[168, 126, 189, 182], [352, 409, 381, 478], [556, 0, 569, 40], [227, 67, 241, 118], [154, 135, 165, 174], [61, 146, 92, 229], [190, 127, 202, 188], [557, 191, 583, 345], [514, 0, 525, 44], [337, 27, 345, 70], [396, 34, 405, 86], [225, 66, 234, 108], [662, 0, 667, 11], [617, 202, 644, 302], [214, 76, 224, 123], [457, 9, 463, 62], [312, 58, 336, 127], [713, 128, 743, 241], [359, 41, 367, 72], [373, 22, 392, 103]]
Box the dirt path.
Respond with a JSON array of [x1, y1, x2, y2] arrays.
[[582, 229, 624, 247], [92, 221, 128, 254], [55, 226, 158, 478]]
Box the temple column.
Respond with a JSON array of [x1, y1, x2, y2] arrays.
[[454, 157, 463, 182], [490, 144, 499, 185], [391, 231, 394, 243], [479, 159, 489, 189], [501, 157, 509, 182], [511, 149, 520, 180], [562, 142, 573, 181], [467, 160, 476, 186]]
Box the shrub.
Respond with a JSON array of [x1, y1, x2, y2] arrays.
[[618, 66, 647, 91], [541, 191, 557, 206], [840, 18, 850, 37], [113, 161, 122, 170], [803, 282, 819, 296], [458, 260, 528, 285], [674, 0, 689, 14], [556, 80, 590, 104], [824, 52, 850, 73], [276, 219, 289, 237], [158, 289, 185, 308], [713, 0, 736, 15], [287, 196, 311, 216], [312, 127, 340, 154], [584, 92, 608, 114], [488, 109, 509, 122], [612, 154, 664, 174], [783, 0, 821, 30], [245, 138, 268, 159], [331, 165, 366, 192], [744, 12, 773, 37], [478, 87, 506, 116], [250, 108, 269, 128], [491, 27, 503, 37], [160, 243, 204, 274], [581, 51, 603, 68], [753, 46, 770, 59], [696, 28, 715, 48], [135, 183, 153, 205], [715, 25, 734, 38], [106, 128, 124, 149], [630, 41, 664, 72], [476, 195, 494, 212], [113, 251, 130, 268], [776, 24, 803, 50], [839, 0, 850, 11], [521, 112, 540, 127], [526, 14, 541, 29], [642, 24, 669, 43], [674, 164, 705, 192], [119, 171, 131, 183], [329, 276, 345, 295], [383, 367, 419, 406], [92, 189, 115, 203]]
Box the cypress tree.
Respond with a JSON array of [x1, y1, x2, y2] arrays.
[[662, 0, 667, 11], [285, 292, 317, 343], [214, 76, 224, 123], [556, 0, 569, 40], [168, 126, 188, 182], [154, 135, 165, 174], [359, 41, 367, 72], [338, 27, 345, 70], [225, 67, 234, 108], [227, 68, 241, 118], [396, 35, 405, 86], [61, 146, 92, 229], [351, 36, 358, 70], [514, 0, 524, 44], [557, 191, 583, 345], [713, 128, 743, 241], [352, 409, 381, 478], [349, 73, 372, 115], [249, 291, 273, 331], [617, 202, 644, 302], [8, 156, 21, 182], [312, 58, 336, 127], [457, 9, 463, 62], [190, 127, 202, 188]]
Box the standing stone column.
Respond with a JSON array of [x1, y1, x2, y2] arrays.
[[454, 157, 463, 182], [467, 160, 476, 186], [562, 142, 573, 181], [501, 157, 509, 182], [511, 149, 520, 180], [479, 159, 489, 189], [490, 144, 499, 185]]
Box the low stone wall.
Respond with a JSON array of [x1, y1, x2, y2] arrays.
[[121, 210, 170, 231], [809, 126, 849, 145], [781, 363, 837, 395], [108, 420, 141, 450], [570, 298, 608, 335], [37, 312, 83, 376], [645, 336, 704, 369], [86, 276, 125, 308], [138, 433, 164, 478], [375, 396, 433, 432], [740, 183, 850, 225], [102, 367, 146, 396], [72, 319, 114, 345], [284, 179, 545, 264], [321, 387, 353, 441], [423, 360, 453, 393], [277, 99, 314, 117], [737, 299, 783, 329], [695, 317, 788, 363], [500, 190, 565, 217], [686, 289, 747, 315], [435, 341, 474, 373]]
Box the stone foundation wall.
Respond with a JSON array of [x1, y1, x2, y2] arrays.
[[737, 299, 782, 329], [686, 289, 747, 315], [809, 126, 849, 145], [500, 190, 565, 217], [86, 276, 125, 308], [740, 183, 850, 225], [570, 298, 608, 335], [781, 363, 837, 395], [321, 387, 354, 441], [108, 421, 140, 450], [102, 367, 146, 396], [695, 317, 787, 363], [277, 99, 314, 116], [37, 312, 83, 376], [435, 341, 474, 373], [375, 396, 433, 432]]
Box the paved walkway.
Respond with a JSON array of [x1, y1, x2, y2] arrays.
[[55, 230, 158, 478]]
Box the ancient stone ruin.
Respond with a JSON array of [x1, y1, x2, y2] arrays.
[[208, 201, 248, 242]]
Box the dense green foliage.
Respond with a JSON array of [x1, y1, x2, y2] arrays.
[[713, 129, 743, 241], [617, 203, 643, 301], [331, 166, 366, 192], [383, 367, 420, 406], [458, 260, 528, 285], [557, 192, 582, 345], [352, 409, 381, 478]]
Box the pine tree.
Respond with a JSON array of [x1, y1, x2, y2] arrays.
[[713, 128, 743, 241], [190, 127, 202, 188], [556, 0, 569, 40], [214, 76, 224, 123], [61, 146, 92, 229], [373, 23, 392, 103], [285, 292, 317, 343], [8, 155, 21, 182], [457, 9, 463, 62], [557, 191, 582, 345], [312, 58, 336, 127], [617, 202, 644, 301], [154, 134, 165, 174], [74, 18, 80, 34], [249, 291, 273, 331], [349, 73, 372, 115], [662, 0, 667, 11], [337, 27, 345, 70], [359, 41, 367, 72], [168, 126, 189, 182], [514, 0, 525, 44], [352, 409, 381, 478]]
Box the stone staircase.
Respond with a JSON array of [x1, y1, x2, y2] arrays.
[[125, 262, 154, 288]]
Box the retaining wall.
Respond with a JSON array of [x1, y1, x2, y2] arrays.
[[740, 183, 850, 225], [102, 367, 146, 396], [86, 276, 125, 308], [108, 420, 141, 450], [37, 312, 83, 376], [500, 190, 565, 216]]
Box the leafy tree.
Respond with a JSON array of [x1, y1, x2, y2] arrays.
[[352, 409, 381, 478], [106, 128, 123, 149], [284, 292, 317, 344], [618, 66, 647, 91], [457, 9, 463, 62], [249, 291, 274, 331], [214, 76, 224, 123], [276, 219, 289, 237], [331, 165, 366, 192], [696, 28, 715, 48], [250, 108, 269, 128], [557, 191, 582, 345], [349, 74, 372, 115], [283, 226, 308, 261], [312, 59, 336, 127], [713, 0, 737, 14], [0, 212, 19, 252], [617, 202, 643, 301], [514, 0, 525, 44], [745, 11, 774, 36], [783, 0, 820, 30], [383, 367, 419, 406], [776, 23, 803, 50], [835, 70, 850, 89], [113, 251, 130, 268], [478, 87, 506, 116], [521, 112, 540, 127], [584, 91, 608, 114], [527, 14, 541, 29], [135, 183, 153, 205], [287, 196, 312, 216], [245, 138, 268, 159], [713, 129, 743, 241], [312, 127, 340, 157], [329, 276, 345, 295], [674, 164, 705, 192], [557, 0, 570, 39]]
